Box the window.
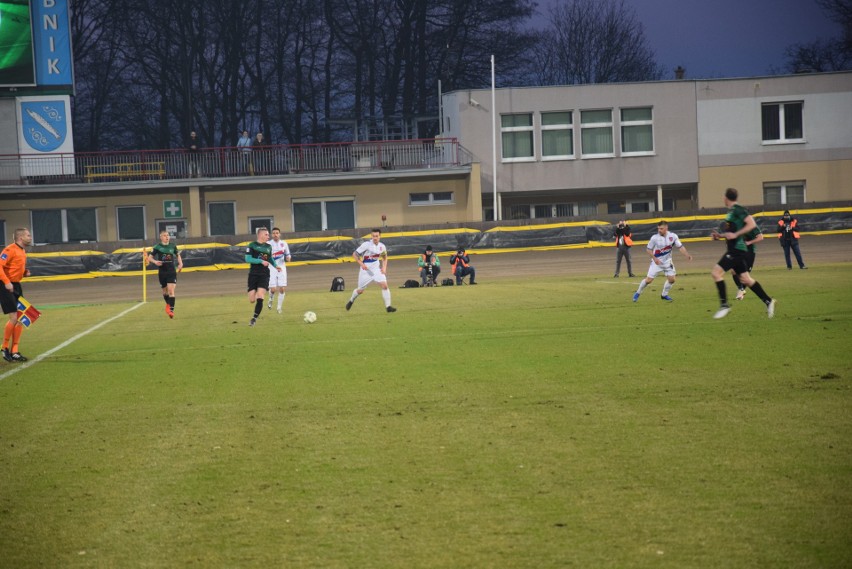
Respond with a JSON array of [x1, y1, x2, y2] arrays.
[[662, 198, 676, 212], [764, 182, 805, 206], [534, 205, 552, 218], [578, 201, 598, 216], [541, 111, 573, 159], [501, 113, 534, 161], [506, 205, 530, 220], [208, 202, 236, 236], [31, 208, 97, 243], [293, 198, 355, 232], [607, 201, 626, 215], [555, 203, 576, 217], [117, 206, 145, 240], [249, 217, 273, 234], [628, 201, 653, 213], [580, 110, 613, 157], [409, 192, 454, 205], [762, 102, 804, 143], [157, 219, 187, 239], [621, 107, 654, 155]]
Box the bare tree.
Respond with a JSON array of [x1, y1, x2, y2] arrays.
[[530, 0, 662, 85], [783, 0, 852, 72]]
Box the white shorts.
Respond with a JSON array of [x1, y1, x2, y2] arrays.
[[357, 262, 387, 289], [647, 260, 676, 279], [268, 266, 288, 288]]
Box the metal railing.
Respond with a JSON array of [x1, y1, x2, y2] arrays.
[[0, 138, 470, 186]]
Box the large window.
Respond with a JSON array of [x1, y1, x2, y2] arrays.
[[764, 182, 805, 206], [762, 102, 804, 143], [293, 198, 355, 232], [208, 202, 236, 235], [31, 208, 97, 243], [117, 206, 145, 240], [578, 201, 598, 216], [249, 217, 273, 234], [541, 111, 573, 159], [501, 113, 534, 161], [580, 110, 613, 157], [621, 107, 654, 155]]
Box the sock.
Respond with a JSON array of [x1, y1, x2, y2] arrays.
[[749, 281, 771, 304], [2, 320, 13, 350], [277, 292, 285, 310], [732, 274, 743, 290], [636, 280, 649, 294], [11, 324, 23, 353], [715, 280, 727, 305], [268, 293, 274, 305], [163, 293, 169, 304], [254, 299, 264, 318], [168, 297, 175, 310], [662, 281, 673, 296], [349, 290, 359, 303], [382, 288, 391, 307]]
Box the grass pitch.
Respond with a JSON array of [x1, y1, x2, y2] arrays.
[[1, 266, 850, 568]]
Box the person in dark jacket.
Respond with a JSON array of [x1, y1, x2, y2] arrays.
[[613, 220, 635, 277], [450, 247, 476, 285], [777, 210, 807, 269]]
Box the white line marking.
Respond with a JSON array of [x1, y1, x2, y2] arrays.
[[0, 303, 144, 382]]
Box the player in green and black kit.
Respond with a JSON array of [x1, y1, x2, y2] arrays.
[[710, 188, 776, 320], [245, 227, 281, 326], [147, 230, 183, 318], [731, 223, 763, 301]]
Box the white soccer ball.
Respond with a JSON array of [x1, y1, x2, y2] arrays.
[[303, 311, 317, 323]]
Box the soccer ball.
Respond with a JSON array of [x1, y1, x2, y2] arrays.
[[303, 311, 317, 323]]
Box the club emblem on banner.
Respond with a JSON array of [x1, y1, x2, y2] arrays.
[[21, 101, 68, 152]]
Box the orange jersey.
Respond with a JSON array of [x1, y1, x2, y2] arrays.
[[0, 243, 27, 284]]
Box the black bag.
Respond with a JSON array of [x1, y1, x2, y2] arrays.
[[441, 278, 454, 286], [402, 279, 420, 288], [330, 276, 345, 292]]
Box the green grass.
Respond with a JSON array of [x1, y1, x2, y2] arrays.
[[1, 266, 851, 568]]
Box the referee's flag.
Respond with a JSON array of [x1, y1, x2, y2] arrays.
[[16, 297, 41, 327]]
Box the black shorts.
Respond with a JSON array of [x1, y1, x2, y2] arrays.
[[247, 271, 270, 292], [744, 250, 756, 272], [158, 270, 177, 288], [0, 282, 22, 315], [717, 252, 750, 275]]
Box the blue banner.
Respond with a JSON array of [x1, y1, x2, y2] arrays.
[[31, 0, 73, 86]]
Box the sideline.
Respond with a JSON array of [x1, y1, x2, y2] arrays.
[[0, 302, 144, 382]]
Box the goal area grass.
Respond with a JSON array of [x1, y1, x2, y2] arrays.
[[1, 266, 850, 568]]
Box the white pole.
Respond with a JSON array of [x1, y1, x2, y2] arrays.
[[491, 54, 498, 220], [438, 79, 443, 137]]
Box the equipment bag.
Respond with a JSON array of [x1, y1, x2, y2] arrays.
[[402, 279, 420, 288], [330, 276, 345, 292], [441, 278, 454, 286]]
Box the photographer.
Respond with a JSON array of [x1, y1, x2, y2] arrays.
[[417, 245, 441, 286], [449, 247, 477, 285], [613, 220, 635, 277], [777, 210, 807, 269]]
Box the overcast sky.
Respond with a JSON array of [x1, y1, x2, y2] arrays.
[[534, 0, 842, 79]]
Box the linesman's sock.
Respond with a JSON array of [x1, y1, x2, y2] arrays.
[[2, 320, 13, 350]]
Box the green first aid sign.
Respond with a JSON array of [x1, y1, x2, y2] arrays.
[[164, 200, 183, 218]]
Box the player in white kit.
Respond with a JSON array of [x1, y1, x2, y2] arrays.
[[345, 228, 397, 313], [632, 220, 692, 302], [267, 228, 292, 314]]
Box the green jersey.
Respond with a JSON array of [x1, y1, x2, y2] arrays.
[[744, 225, 762, 253], [722, 203, 750, 253], [151, 242, 179, 270], [245, 241, 276, 275]]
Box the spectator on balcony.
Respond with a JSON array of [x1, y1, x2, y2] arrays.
[[237, 130, 252, 174], [187, 131, 202, 178], [251, 132, 265, 175]]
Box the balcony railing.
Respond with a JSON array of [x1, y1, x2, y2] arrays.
[[0, 138, 471, 187]]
